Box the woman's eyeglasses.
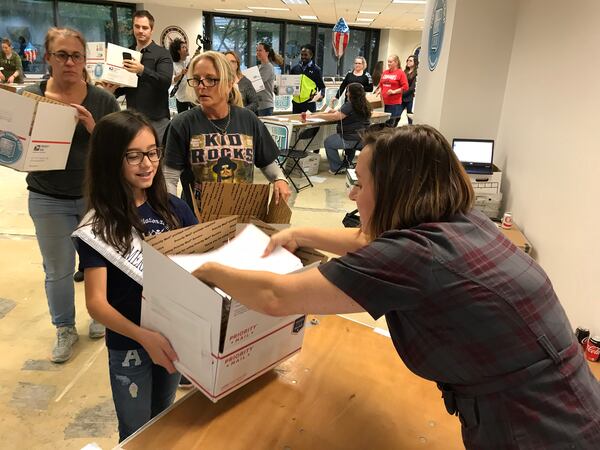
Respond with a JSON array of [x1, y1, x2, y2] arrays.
[[187, 77, 220, 88], [124, 147, 162, 165], [49, 51, 85, 64]]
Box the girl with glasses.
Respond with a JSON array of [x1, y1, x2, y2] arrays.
[[73, 110, 197, 442], [164, 51, 290, 214], [330, 56, 373, 108], [22, 27, 120, 364]]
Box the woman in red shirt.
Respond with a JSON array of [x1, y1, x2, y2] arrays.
[[374, 54, 409, 127]]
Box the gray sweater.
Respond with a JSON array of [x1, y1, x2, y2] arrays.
[[257, 62, 275, 110]]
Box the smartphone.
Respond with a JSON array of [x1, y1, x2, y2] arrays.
[[122, 52, 132, 61]]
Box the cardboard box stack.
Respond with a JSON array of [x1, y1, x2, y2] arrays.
[[469, 165, 502, 219]]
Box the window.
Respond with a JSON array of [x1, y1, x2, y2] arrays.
[[58, 2, 113, 43], [0, 0, 55, 74], [211, 16, 248, 60], [285, 24, 311, 74], [316, 26, 338, 78], [116, 6, 134, 48], [342, 29, 367, 74], [249, 21, 281, 68], [0, 0, 135, 75]]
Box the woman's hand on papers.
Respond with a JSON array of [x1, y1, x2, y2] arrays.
[[139, 329, 179, 374], [263, 228, 299, 257], [273, 179, 291, 205], [71, 104, 96, 134]]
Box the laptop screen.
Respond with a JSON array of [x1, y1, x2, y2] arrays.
[[452, 138, 494, 173]]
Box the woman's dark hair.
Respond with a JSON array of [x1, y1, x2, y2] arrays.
[[258, 41, 283, 65], [372, 60, 384, 86], [85, 110, 180, 253], [360, 125, 474, 240], [404, 54, 419, 81], [347, 83, 372, 119], [169, 38, 184, 62]]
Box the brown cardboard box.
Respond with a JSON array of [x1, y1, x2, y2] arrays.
[[197, 182, 292, 224]]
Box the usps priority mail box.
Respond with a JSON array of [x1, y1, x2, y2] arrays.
[[87, 43, 140, 88], [0, 89, 77, 172], [141, 216, 325, 402]]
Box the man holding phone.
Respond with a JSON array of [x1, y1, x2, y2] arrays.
[[104, 10, 173, 142]]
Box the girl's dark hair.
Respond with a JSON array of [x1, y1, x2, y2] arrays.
[[258, 41, 283, 65], [404, 54, 419, 81], [85, 110, 180, 253], [169, 38, 184, 62], [347, 83, 372, 119], [361, 125, 474, 240]]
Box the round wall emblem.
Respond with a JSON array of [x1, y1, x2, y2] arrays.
[[428, 0, 447, 71], [160, 26, 188, 49]]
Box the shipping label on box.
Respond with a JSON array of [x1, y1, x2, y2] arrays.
[[0, 89, 77, 172], [141, 216, 325, 402]]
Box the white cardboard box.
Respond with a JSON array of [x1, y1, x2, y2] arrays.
[[468, 165, 502, 195], [86, 42, 140, 88], [286, 152, 320, 177], [141, 216, 324, 402], [0, 89, 77, 171]]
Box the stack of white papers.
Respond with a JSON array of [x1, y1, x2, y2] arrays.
[[169, 224, 303, 275]]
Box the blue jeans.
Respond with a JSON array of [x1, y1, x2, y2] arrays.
[[324, 134, 359, 172], [108, 347, 180, 442], [399, 99, 414, 124], [257, 107, 274, 117], [384, 104, 403, 127], [28, 191, 86, 328]]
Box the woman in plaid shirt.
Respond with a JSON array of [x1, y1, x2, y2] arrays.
[[194, 125, 600, 449]]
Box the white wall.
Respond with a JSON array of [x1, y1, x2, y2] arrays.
[[496, 0, 600, 332], [415, 0, 517, 137], [142, 3, 203, 52], [378, 29, 422, 66], [439, 0, 517, 139], [413, 0, 457, 127]]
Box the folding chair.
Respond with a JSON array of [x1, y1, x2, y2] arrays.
[[334, 126, 368, 175], [278, 126, 320, 193]]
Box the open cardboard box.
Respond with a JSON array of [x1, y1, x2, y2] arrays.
[[195, 181, 292, 224], [141, 184, 325, 402], [0, 88, 77, 171]]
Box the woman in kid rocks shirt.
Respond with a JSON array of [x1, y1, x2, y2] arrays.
[[374, 54, 408, 127]]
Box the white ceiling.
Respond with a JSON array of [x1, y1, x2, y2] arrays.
[[155, 0, 426, 30]]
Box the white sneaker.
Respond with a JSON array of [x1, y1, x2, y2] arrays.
[[51, 326, 79, 363], [88, 319, 106, 339]]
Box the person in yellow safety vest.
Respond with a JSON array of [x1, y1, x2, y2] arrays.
[[290, 44, 325, 114]]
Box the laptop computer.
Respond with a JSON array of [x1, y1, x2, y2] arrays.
[[452, 138, 494, 174]]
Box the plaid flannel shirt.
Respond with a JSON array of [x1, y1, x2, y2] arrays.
[[320, 210, 600, 449]]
